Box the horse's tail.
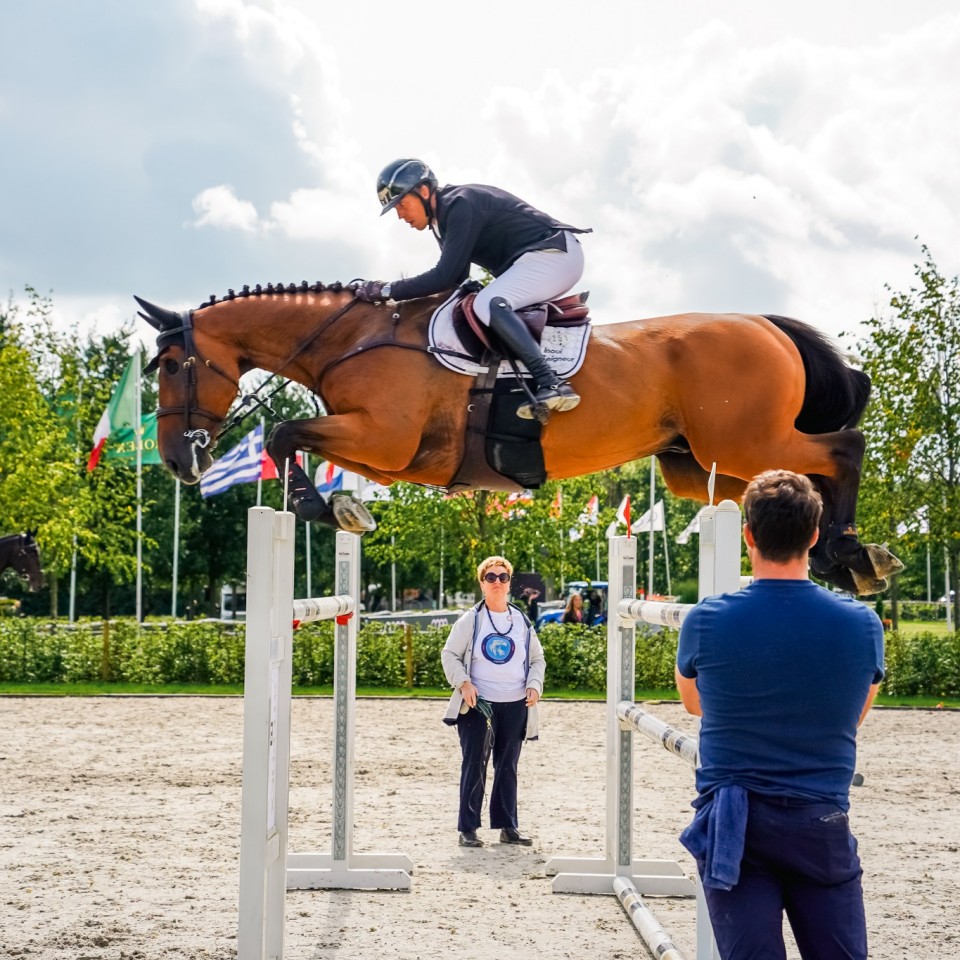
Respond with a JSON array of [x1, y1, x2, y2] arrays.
[[763, 315, 871, 433]]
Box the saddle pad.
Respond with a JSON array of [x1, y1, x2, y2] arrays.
[[428, 291, 590, 379]]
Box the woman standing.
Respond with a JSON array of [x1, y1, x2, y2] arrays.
[[441, 556, 546, 848], [561, 593, 585, 625]]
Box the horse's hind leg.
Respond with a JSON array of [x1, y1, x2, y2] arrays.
[[656, 451, 747, 503], [801, 430, 903, 594]]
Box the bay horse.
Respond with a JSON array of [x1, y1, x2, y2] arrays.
[[137, 283, 902, 595], [0, 533, 43, 592]]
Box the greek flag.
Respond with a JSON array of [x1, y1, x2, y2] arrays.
[[200, 425, 264, 498]]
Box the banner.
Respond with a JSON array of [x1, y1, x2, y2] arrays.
[[104, 414, 162, 465]]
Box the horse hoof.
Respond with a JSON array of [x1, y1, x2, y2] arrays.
[[851, 572, 888, 596], [865, 543, 904, 581], [332, 495, 377, 534]]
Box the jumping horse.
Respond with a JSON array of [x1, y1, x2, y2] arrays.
[[137, 282, 902, 595], [0, 533, 43, 592]]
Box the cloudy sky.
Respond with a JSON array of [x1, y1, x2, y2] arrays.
[[2, 0, 957, 350]]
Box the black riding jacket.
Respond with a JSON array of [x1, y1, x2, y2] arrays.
[[389, 183, 590, 302]]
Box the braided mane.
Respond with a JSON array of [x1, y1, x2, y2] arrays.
[[196, 280, 354, 310]]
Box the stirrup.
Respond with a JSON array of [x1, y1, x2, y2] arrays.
[[517, 382, 581, 421]]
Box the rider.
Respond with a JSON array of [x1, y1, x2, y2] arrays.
[[356, 158, 591, 420]]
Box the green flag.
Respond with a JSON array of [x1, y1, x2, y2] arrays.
[[105, 414, 162, 466], [87, 350, 139, 471]]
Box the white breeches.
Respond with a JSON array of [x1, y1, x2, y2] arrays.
[[473, 232, 585, 325]]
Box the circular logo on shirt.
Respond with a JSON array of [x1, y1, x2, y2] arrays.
[[480, 633, 516, 664]]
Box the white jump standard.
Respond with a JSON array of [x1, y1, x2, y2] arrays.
[[238, 507, 413, 960], [546, 499, 742, 960]]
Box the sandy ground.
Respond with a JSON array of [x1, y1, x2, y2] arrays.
[[0, 697, 957, 960]]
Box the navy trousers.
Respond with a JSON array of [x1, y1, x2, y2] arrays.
[[700, 796, 867, 960], [456, 698, 527, 832]]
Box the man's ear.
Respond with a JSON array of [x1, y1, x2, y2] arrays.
[[418, 183, 432, 200], [743, 523, 756, 549]]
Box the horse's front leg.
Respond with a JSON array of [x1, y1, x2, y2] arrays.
[[266, 414, 412, 532]]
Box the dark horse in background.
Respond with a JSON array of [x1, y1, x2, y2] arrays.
[[0, 533, 43, 592], [137, 283, 902, 596]]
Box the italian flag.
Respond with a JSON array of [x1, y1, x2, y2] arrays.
[[87, 351, 139, 472]]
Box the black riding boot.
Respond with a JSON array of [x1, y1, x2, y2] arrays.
[[487, 297, 580, 420]]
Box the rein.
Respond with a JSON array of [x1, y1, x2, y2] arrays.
[[152, 294, 430, 446]]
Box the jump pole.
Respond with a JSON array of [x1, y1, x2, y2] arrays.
[[545, 499, 741, 960], [238, 507, 412, 960]]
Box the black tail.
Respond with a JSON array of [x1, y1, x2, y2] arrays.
[[763, 315, 870, 433]]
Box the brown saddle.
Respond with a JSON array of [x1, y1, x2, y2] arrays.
[[452, 291, 591, 358]]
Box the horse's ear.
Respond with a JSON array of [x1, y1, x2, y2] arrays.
[[24, 530, 36, 543], [134, 296, 181, 331]]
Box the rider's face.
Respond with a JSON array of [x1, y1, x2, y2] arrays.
[[394, 187, 431, 231]]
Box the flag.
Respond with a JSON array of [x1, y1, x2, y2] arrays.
[[200, 425, 264, 497], [87, 351, 139, 471], [631, 499, 665, 534], [550, 487, 563, 519], [315, 460, 344, 495], [105, 414, 162, 466], [677, 507, 708, 545], [607, 495, 632, 538], [260, 448, 303, 480], [578, 495, 600, 526]]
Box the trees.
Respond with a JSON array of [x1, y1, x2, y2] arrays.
[[854, 246, 960, 624]]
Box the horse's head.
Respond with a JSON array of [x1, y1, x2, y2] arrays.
[[137, 297, 242, 483], [3, 532, 44, 592]]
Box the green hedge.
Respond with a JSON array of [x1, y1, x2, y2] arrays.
[[0, 619, 957, 697]]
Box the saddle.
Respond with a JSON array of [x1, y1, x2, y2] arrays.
[[445, 289, 592, 495], [452, 290, 591, 360]]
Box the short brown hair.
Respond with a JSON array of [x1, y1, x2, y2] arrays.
[[742, 470, 823, 563], [477, 555, 513, 582]]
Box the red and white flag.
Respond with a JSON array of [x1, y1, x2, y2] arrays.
[[87, 351, 139, 471]]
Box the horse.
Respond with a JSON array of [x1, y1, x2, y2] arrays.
[[0, 533, 43, 592], [137, 282, 902, 596]]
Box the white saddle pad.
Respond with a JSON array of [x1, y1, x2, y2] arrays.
[[427, 291, 591, 379]]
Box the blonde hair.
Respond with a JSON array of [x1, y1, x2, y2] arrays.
[[477, 555, 514, 582]]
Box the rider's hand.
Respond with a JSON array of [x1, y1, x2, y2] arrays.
[[355, 280, 387, 303]]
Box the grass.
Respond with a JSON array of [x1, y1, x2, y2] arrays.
[[894, 620, 952, 637], [0, 682, 956, 709]]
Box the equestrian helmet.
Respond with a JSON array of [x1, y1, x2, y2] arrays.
[[376, 158, 437, 215]]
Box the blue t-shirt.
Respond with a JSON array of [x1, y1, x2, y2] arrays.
[[676, 579, 884, 809]]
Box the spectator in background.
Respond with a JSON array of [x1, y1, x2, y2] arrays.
[[521, 586, 540, 623], [561, 593, 585, 625]]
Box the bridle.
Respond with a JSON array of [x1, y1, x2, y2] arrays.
[[0, 534, 40, 585], [151, 309, 243, 452]]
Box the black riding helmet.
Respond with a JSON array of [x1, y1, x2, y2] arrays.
[[376, 158, 438, 216]]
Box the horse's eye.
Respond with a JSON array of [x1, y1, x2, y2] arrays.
[[162, 357, 180, 376]]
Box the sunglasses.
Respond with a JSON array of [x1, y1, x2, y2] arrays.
[[482, 572, 511, 584]]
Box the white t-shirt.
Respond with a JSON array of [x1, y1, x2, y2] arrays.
[[470, 604, 528, 702]]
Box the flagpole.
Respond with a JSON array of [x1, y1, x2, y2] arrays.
[[648, 457, 655, 596], [662, 506, 672, 596], [69, 535, 78, 623], [171, 479, 181, 617], [135, 348, 143, 623]]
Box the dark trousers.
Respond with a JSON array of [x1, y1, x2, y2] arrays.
[[700, 796, 867, 960], [456, 698, 527, 832]]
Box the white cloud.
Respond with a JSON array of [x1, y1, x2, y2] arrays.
[[191, 185, 260, 232]]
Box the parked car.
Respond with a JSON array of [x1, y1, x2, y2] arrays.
[[535, 580, 608, 629]]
